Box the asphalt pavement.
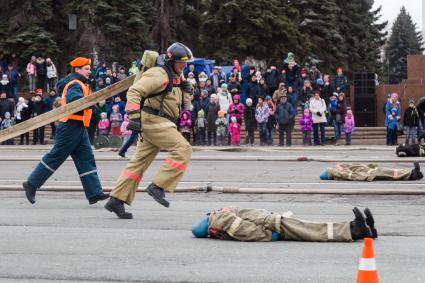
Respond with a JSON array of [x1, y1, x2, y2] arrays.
[[0, 145, 424, 282]]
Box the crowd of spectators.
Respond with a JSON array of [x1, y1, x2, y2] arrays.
[[6, 51, 420, 147]]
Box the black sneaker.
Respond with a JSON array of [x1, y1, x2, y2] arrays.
[[88, 192, 110, 205], [22, 181, 37, 204], [350, 207, 372, 241], [104, 197, 133, 219], [364, 208, 378, 239], [146, 183, 169, 208]]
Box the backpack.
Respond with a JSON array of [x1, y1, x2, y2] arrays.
[[136, 51, 174, 116]]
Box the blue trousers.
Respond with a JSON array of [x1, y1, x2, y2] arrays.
[[120, 131, 138, 154], [334, 121, 343, 140], [27, 122, 103, 200]]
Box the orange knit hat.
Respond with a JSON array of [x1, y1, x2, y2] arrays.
[[70, 57, 91, 68]]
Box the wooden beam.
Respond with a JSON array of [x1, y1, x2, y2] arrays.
[[0, 75, 135, 143]]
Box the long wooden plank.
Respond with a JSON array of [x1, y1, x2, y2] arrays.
[[0, 75, 135, 143]]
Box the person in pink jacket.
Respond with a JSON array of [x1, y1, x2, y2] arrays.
[[227, 95, 244, 125], [229, 116, 241, 145], [120, 114, 133, 145], [98, 112, 110, 136], [26, 56, 37, 92]]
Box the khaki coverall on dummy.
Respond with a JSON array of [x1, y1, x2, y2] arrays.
[[111, 67, 192, 204], [208, 207, 352, 242], [328, 164, 411, 181]]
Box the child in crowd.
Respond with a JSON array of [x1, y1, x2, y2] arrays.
[[343, 109, 355, 145], [387, 107, 399, 145], [1, 112, 14, 144], [180, 110, 192, 142], [98, 112, 110, 136], [403, 99, 419, 145], [195, 110, 207, 145], [215, 110, 228, 146], [120, 114, 133, 145], [327, 92, 338, 125], [109, 105, 123, 136], [300, 108, 313, 145], [229, 116, 241, 145], [244, 98, 256, 146], [16, 97, 28, 121]]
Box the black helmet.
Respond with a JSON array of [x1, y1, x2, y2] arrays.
[[166, 42, 193, 63]]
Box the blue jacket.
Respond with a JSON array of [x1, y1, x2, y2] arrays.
[[275, 101, 296, 124], [108, 100, 126, 117], [6, 70, 20, 86], [95, 67, 107, 82], [57, 73, 90, 116], [385, 101, 401, 127], [44, 94, 59, 111]]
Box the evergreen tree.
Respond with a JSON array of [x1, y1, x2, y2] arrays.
[[199, 0, 309, 64], [292, 0, 344, 72], [385, 7, 424, 83], [0, 0, 60, 61], [336, 0, 387, 73]]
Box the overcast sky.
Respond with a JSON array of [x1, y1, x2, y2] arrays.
[[373, 0, 422, 31]]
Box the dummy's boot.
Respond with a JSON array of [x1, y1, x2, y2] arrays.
[[146, 183, 169, 208], [104, 197, 133, 219], [88, 192, 110, 205], [364, 208, 378, 239], [22, 181, 37, 204], [410, 162, 423, 180], [350, 207, 372, 240], [118, 150, 125, 158]]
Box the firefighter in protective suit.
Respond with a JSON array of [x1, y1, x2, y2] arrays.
[[22, 57, 109, 205], [105, 43, 193, 219], [192, 206, 377, 242], [319, 162, 423, 181]]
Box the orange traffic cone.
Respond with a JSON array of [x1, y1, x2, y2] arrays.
[[356, 237, 379, 283]]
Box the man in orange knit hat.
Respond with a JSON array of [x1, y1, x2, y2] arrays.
[[23, 57, 109, 205]]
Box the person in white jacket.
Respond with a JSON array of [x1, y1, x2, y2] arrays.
[[46, 58, 57, 92], [309, 90, 327, 145], [217, 84, 233, 143]]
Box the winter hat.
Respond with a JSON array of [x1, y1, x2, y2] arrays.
[[105, 77, 111, 84], [320, 170, 330, 180], [391, 92, 399, 99], [332, 92, 339, 97], [198, 110, 205, 118], [218, 110, 225, 118], [18, 97, 25, 103], [386, 93, 391, 98], [221, 83, 228, 90], [4, 112, 10, 119], [316, 78, 324, 86], [265, 95, 272, 101], [112, 105, 119, 111], [233, 95, 240, 102], [231, 116, 237, 123], [303, 108, 310, 116], [346, 109, 353, 116], [210, 93, 217, 100], [188, 72, 194, 77], [409, 98, 415, 104], [246, 98, 253, 106], [100, 112, 107, 118]]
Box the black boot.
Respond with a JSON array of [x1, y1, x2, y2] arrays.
[[146, 183, 169, 208], [104, 197, 133, 219], [22, 181, 37, 204], [410, 162, 423, 180], [350, 207, 372, 241], [364, 208, 378, 239], [88, 192, 110, 205], [118, 150, 125, 158]]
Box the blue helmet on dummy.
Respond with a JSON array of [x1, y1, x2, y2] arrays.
[[320, 170, 330, 180], [192, 215, 209, 238]]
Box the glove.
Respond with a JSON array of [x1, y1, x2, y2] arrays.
[[180, 80, 193, 94], [126, 110, 141, 133], [316, 112, 322, 117]]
